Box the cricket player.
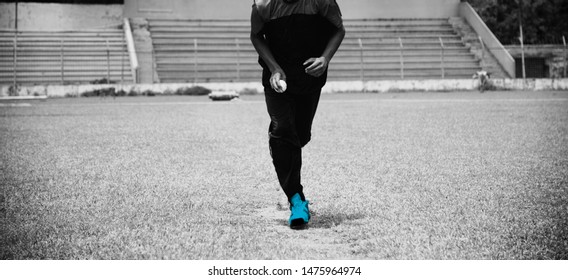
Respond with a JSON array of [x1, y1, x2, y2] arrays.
[[250, 0, 345, 229]]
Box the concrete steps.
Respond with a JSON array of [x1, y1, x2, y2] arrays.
[[149, 18, 481, 83], [0, 29, 133, 85]]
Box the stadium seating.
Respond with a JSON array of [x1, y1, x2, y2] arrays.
[[0, 28, 133, 85], [148, 19, 257, 83], [148, 18, 481, 83], [334, 19, 481, 80]]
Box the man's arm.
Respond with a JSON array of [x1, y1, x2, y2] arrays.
[[250, 33, 287, 93], [250, 7, 287, 93], [304, 26, 345, 77]]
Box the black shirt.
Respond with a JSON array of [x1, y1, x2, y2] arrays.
[[251, 0, 343, 93]]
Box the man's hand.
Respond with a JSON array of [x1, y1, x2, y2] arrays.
[[270, 71, 287, 93], [303, 57, 328, 77]]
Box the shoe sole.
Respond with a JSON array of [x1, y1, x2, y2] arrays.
[[290, 218, 308, 230]]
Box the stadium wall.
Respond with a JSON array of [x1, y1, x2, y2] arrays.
[[123, 0, 461, 20], [0, 0, 462, 30], [0, 2, 123, 30], [458, 2, 515, 78], [0, 3, 16, 29]]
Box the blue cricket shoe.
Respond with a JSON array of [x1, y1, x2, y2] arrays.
[[289, 193, 310, 229]]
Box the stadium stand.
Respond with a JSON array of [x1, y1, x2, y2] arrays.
[[148, 19, 258, 83], [0, 27, 133, 85], [148, 18, 481, 83]]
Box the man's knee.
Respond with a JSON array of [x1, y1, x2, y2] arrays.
[[269, 121, 302, 149], [269, 119, 312, 148], [269, 117, 294, 138]]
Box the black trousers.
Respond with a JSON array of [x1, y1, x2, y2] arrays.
[[264, 88, 322, 202]]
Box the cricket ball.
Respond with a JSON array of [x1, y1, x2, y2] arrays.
[[279, 80, 287, 92]]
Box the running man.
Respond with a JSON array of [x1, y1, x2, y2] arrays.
[[250, 0, 345, 229]]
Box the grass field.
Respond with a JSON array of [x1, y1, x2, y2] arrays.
[[1, 91, 567, 260]]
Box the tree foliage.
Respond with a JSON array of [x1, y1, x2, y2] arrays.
[[467, 0, 568, 44]]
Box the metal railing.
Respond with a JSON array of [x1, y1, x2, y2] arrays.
[[358, 38, 364, 81], [439, 37, 445, 78], [149, 37, 249, 84], [6, 36, 129, 85], [478, 36, 485, 69], [352, 37, 450, 81], [236, 38, 241, 82], [2, 24, 136, 86], [398, 37, 404, 79], [12, 34, 17, 90], [563, 36, 567, 78]]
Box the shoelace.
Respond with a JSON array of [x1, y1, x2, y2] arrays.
[[291, 200, 308, 213]]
